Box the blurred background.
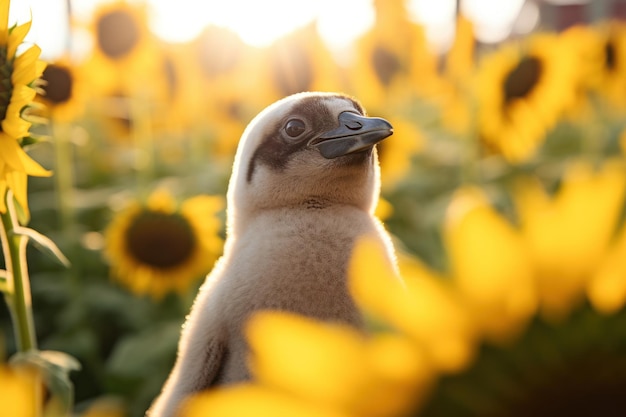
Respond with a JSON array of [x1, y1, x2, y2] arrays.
[[2, 0, 626, 416]]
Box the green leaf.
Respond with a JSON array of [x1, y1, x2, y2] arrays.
[[12, 226, 71, 267], [107, 321, 181, 378], [10, 350, 81, 417]]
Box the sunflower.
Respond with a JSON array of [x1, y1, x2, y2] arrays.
[[171, 26, 260, 157], [476, 32, 578, 162], [177, 153, 626, 417], [128, 41, 203, 138], [348, 0, 441, 109], [36, 57, 85, 122], [104, 189, 224, 300], [591, 20, 626, 109], [256, 22, 344, 104], [0, 1, 50, 216], [186, 26, 258, 116], [79, 1, 159, 96], [444, 15, 476, 83], [438, 15, 476, 134]]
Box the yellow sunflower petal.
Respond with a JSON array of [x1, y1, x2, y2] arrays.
[[12, 45, 42, 85], [588, 223, 626, 314], [357, 334, 433, 417], [181, 195, 223, 226], [0, 180, 7, 213], [374, 197, 393, 221], [179, 384, 349, 417], [378, 117, 423, 188], [0, 134, 50, 176], [0, 0, 8, 44], [146, 188, 176, 212], [247, 311, 369, 407], [246, 311, 430, 417], [6, 170, 30, 218], [8, 20, 32, 59], [0, 365, 38, 417], [445, 187, 537, 342], [3, 84, 36, 139], [516, 159, 626, 320], [350, 237, 475, 372]]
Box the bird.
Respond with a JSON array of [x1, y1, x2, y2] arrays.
[[147, 91, 398, 417]]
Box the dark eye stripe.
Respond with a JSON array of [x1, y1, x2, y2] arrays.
[[245, 94, 363, 183]]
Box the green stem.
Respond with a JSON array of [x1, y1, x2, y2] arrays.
[[52, 121, 76, 237], [0, 192, 37, 352], [130, 94, 155, 199]]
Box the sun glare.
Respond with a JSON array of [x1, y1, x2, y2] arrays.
[[16, 0, 528, 60], [408, 0, 456, 52], [148, 0, 316, 45], [461, 0, 526, 43], [147, 0, 375, 50]]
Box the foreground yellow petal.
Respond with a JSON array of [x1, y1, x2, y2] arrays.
[[248, 312, 368, 405], [350, 237, 476, 372], [0, 365, 38, 417], [357, 333, 433, 417], [179, 384, 349, 417], [445, 187, 537, 342], [588, 223, 626, 314], [516, 159, 626, 320], [247, 312, 431, 417]]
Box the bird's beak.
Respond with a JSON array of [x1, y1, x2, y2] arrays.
[[309, 111, 393, 159]]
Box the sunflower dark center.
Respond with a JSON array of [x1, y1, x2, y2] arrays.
[[0, 46, 13, 130], [605, 41, 616, 71], [97, 10, 140, 59], [271, 46, 313, 96], [371, 46, 401, 86], [125, 211, 196, 269], [41, 65, 72, 104], [420, 304, 626, 417], [503, 56, 542, 104]]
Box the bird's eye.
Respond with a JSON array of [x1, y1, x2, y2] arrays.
[[284, 119, 306, 137]]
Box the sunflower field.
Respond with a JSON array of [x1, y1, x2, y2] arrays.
[[2, 0, 626, 416]]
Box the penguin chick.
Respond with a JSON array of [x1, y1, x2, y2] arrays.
[[147, 92, 398, 417]]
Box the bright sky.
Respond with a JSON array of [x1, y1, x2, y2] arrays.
[[11, 0, 534, 60]]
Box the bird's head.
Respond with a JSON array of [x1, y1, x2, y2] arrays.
[[226, 92, 393, 230]]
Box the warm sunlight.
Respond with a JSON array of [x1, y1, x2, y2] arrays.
[[148, 0, 376, 49], [16, 0, 530, 60]]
